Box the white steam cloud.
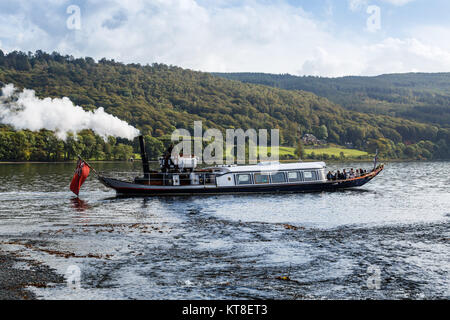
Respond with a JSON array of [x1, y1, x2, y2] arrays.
[[0, 84, 140, 140]]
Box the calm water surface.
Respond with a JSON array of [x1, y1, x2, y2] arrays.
[[0, 161, 448, 299]]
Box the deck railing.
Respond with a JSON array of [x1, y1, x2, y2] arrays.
[[101, 171, 218, 186]]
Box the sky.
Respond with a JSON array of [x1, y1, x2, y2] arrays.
[[1, 0, 450, 77]]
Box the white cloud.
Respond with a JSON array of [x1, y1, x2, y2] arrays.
[[408, 25, 450, 51], [0, 0, 449, 77], [299, 37, 450, 77], [348, 0, 415, 11], [299, 47, 366, 77], [362, 37, 450, 75], [348, 0, 368, 12], [380, 0, 415, 6], [50, 0, 328, 73]]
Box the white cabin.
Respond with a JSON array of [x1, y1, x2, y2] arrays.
[[211, 161, 327, 187]]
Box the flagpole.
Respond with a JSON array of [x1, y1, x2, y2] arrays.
[[76, 154, 99, 177], [373, 149, 379, 171]]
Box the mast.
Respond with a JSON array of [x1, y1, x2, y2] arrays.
[[138, 135, 150, 178], [373, 148, 379, 171]]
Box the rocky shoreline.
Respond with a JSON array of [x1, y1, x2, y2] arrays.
[[0, 250, 64, 300]]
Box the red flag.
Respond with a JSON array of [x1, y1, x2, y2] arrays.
[[70, 160, 90, 196]]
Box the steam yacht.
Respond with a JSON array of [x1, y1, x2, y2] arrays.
[[98, 136, 384, 196]]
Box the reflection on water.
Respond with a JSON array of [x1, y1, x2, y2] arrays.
[[0, 161, 449, 299], [70, 197, 90, 212]]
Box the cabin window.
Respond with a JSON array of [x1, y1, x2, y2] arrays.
[[205, 174, 216, 185], [287, 171, 301, 182], [271, 172, 286, 183], [254, 173, 270, 184], [303, 171, 317, 181], [236, 174, 252, 185]]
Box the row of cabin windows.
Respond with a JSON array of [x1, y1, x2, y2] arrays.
[[236, 170, 318, 185]]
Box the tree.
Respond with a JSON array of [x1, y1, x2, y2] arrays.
[[382, 127, 402, 143], [144, 135, 165, 159], [79, 131, 96, 159], [45, 132, 64, 161], [13, 52, 32, 71], [404, 145, 418, 158], [104, 136, 117, 160], [0, 50, 5, 66], [294, 140, 305, 160], [64, 133, 85, 160], [10, 131, 31, 160], [346, 126, 365, 143], [93, 135, 105, 160], [0, 49, 448, 162], [313, 125, 328, 140], [113, 143, 133, 160]]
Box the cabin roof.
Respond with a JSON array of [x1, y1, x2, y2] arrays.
[[209, 161, 326, 173]]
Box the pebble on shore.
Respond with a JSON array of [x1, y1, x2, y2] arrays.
[[0, 250, 64, 300]]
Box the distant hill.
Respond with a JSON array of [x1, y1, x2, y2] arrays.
[[213, 72, 450, 127], [0, 50, 449, 161]]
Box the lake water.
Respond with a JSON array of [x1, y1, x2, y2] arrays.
[[0, 161, 448, 299]]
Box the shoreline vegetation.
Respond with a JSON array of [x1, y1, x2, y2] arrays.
[[1, 50, 449, 162], [0, 159, 441, 165], [0, 126, 446, 162], [0, 148, 434, 164]]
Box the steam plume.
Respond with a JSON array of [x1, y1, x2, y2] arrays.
[[0, 84, 140, 140]]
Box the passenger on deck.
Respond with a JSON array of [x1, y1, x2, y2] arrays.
[[342, 169, 348, 180], [162, 144, 174, 171], [349, 168, 355, 179], [327, 171, 333, 180]]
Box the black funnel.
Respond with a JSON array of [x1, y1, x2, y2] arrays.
[[138, 135, 150, 177]]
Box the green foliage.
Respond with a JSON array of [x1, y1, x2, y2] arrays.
[[144, 135, 165, 160], [113, 143, 134, 161], [294, 140, 305, 160], [214, 72, 450, 127], [0, 51, 449, 161], [0, 128, 138, 161], [313, 125, 328, 140]]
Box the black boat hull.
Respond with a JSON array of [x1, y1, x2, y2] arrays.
[[98, 166, 383, 196]]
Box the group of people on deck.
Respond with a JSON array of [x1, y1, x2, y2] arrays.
[[326, 168, 367, 181]]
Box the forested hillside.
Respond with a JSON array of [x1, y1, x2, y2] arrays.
[[214, 72, 450, 127], [0, 50, 449, 161]]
